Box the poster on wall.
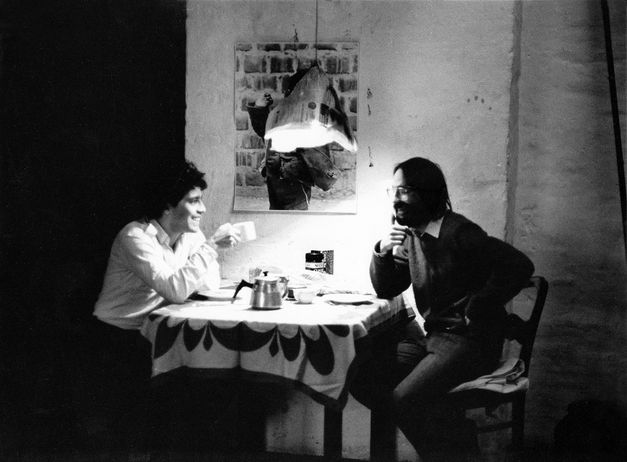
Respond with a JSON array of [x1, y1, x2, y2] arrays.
[[233, 41, 359, 213]]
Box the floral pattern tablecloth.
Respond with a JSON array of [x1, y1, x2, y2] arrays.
[[140, 295, 413, 408]]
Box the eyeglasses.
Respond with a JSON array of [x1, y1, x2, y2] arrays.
[[386, 185, 419, 198]]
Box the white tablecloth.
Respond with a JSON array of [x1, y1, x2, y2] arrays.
[[140, 295, 413, 407]]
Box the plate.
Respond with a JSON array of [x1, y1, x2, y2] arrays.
[[197, 289, 240, 301], [322, 294, 373, 305]]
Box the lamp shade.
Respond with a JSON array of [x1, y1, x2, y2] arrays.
[[264, 66, 358, 153]]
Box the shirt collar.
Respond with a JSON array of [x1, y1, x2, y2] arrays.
[[420, 216, 444, 239], [148, 219, 171, 247]]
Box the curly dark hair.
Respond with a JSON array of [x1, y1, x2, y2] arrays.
[[144, 160, 207, 220]]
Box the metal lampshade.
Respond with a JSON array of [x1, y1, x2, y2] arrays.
[[264, 66, 358, 153]]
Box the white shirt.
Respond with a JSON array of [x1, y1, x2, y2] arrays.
[[94, 219, 220, 329], [421, 216, 444, 238]]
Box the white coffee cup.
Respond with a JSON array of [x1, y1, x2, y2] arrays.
[[294, 288, 316, 304], [232, 221, 256, 242]]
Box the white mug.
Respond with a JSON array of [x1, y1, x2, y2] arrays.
[[232, 221, 256, 242], [294, 288, 316, 304]]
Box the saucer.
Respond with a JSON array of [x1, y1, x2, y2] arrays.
[[322, 294, 373, 305]]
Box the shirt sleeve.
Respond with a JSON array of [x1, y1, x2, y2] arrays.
[[120, 231, 220, 304], [195, 251, 221, 292]]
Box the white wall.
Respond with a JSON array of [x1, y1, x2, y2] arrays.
[[186, 1, 517, 458], [187, 0, 517, 286]]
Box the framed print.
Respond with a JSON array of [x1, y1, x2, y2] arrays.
[[234, 41, 359, 213]]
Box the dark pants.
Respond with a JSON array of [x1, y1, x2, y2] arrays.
[[351, 320, 502, 458], [86, 320, 155, 450], [89, 320, 252, 453], [265, 152, 312, 210], [266, 174, 311, 210]]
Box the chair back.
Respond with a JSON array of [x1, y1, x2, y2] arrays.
[[504, 276, 548, 378]]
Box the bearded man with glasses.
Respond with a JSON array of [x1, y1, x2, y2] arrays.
[[351, 157, 534, 461]]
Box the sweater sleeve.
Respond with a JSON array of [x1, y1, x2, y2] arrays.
[[369, 241, 412, 299], [456, 225, 535, 320]]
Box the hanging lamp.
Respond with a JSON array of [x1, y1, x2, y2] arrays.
[[262, 0, 358, 153]]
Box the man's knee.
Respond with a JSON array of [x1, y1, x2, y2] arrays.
[[391, 387, 420, 418], [390, 385, 444, 424]]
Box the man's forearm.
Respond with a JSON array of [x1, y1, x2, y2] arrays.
[[370, 246, 411, 299]]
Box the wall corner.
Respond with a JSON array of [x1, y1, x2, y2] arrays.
[[505, 0, 522, 244]]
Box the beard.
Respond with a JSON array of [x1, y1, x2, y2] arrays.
[[394, 202, 430, 228]]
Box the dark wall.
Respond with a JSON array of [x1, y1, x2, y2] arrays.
[[0, 0, 186, 451]]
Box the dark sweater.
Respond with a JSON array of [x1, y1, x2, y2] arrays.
[[370, 211, 534, 332]]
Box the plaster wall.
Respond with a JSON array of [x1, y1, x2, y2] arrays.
[[187, 0, 516, 287], [186, 0, 517, 459], [516, 0, 627, 448]]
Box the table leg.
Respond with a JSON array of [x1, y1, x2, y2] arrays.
[[371, 409, 396, 462], [236, 384, 267, 452], [324, 406, 342, 461]]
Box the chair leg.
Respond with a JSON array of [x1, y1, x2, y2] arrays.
[[370, 409, 396, 462], [511, 396, 525, 449]]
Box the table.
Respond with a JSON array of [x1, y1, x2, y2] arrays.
[[140, 293, 414, 459]]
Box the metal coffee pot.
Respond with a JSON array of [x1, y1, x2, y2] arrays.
[[232, 273, 289, 310]]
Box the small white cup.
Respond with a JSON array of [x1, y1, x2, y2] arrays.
[[294, 289, 316, 304], [232, 221, 256, 242]]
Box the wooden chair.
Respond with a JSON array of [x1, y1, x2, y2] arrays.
[[448, 276, 548, 449], [370, 276, 548, 460]]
